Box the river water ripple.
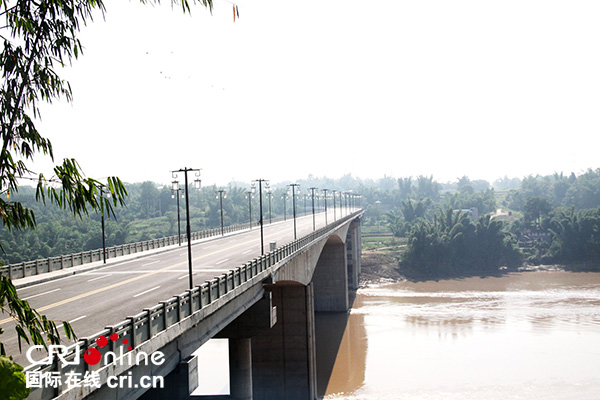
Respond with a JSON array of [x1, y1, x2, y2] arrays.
[[318, 271, 600, 400]]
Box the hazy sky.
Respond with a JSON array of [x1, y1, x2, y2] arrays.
[[32, 0, 600, 186]]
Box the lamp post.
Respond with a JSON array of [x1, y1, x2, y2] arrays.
[[303, 193, 308, 215], [282, 192, 288, 221], [246, 189, 254, 230], [253, 179, 269, 254], [322, 189, 329, 225], [332, 190, 337, 221], [316, 191, 320, 212], [288, 183, 300, 239], [266, 190, 273, 224], [172, 168, 201, 289], [171, 183, 184, 245], [216, 189, 226, 236], [344, 192, 348, 215], [309, 187, 317, 231]]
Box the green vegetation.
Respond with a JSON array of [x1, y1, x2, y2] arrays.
[[362, 236, 407, 252], [6, 171, 600, 276], [0, 355, 29, 400], [404, 211, 522, 277], [0, 0, 211, 396], [361, 171, 600, 278]]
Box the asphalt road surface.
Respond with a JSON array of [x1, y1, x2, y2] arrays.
[[1, 210, 350, 365]]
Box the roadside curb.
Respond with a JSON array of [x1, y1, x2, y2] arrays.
[[11, 218, 292, 290]]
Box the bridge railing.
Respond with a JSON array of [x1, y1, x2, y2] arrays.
[[23, 209, 363, 400], [0, 214, 299, 280]]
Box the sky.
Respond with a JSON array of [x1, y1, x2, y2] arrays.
[[32, 0, 600, 187]]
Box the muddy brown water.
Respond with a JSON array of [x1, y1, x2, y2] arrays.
[[316, 271, 600, 399]]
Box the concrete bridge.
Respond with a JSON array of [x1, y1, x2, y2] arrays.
[[18, 209, 364, 400]]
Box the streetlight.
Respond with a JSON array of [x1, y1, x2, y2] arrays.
[[282, 192, 288, 221], [288, 183, 300, 239], [171, 168, 201, 289], [171, 182, 184, 245], [322, 189, 329, 225], [266, 189, 273, 224], [253, 179, 269, 254], [332, 190, 338, 221], [303, 193, 308, 215], [309, 187, 317, 231], [216, 189, 227, 236], [344, 192, 348, 214], [246, 188, 254, 230], [316, 191, 320, 212]]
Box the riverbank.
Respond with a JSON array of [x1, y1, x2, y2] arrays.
[[360, 250, 405, 286], [360, 247, 600, 285]]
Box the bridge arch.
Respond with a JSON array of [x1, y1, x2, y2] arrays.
[[312, 234, 349, 312]]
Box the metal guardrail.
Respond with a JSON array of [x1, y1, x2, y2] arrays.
[[23, 210, 363, 400], [0, 219, 275, 280]]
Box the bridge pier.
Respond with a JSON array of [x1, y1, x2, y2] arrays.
[[346, 219, 362, 290], [138, 354, 198, 400], [229, 338, 252, 400], [251, 282, 317, 400], [312, 237, 349, 312]]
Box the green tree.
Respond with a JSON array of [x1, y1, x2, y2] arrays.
[[0, 355, 29, 400], [523, 197, 552, 229], [457, 176, 474, 194], [385, 210, 405, 237], [415, 175, 440, 201], [548, 207, 600, 262], [564, 169, 600, 209], [401, 198, 430, 223], [404, 208, 521, 277], [397, 177, 413, 200], [0, 0, 214, 397]]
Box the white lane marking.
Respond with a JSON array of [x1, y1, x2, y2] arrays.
[[22, 288, 61, 301], [68, 315, 87, 324], [242, 249, 253, 255], [133, 286, 161, 298], [87, 274, 111, 282], [100, 257, 158, 270], [47, 315, 87, 333], [178, 274, 189, 280], [216, 258, 229, 265]]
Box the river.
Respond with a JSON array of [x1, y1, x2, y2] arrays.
[[316, 271, 600, 400]]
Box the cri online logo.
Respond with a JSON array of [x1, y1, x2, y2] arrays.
[[26, 333, 164, 369], [84, 333, 132, 365]]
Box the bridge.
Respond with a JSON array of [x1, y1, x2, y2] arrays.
[[2, 207, 364, 400]]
